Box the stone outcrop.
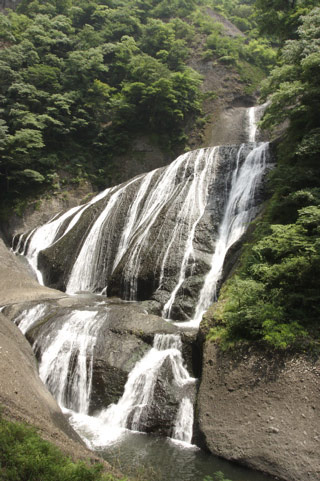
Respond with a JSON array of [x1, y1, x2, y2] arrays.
[[3, 180, 94, 243], [0, 236, 64, 306], [5, 295, 197, 431], [197, 340, 320, 481]]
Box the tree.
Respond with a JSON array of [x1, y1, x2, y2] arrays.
[[254, 0, 319, 41], [261, 7, 320, 135]]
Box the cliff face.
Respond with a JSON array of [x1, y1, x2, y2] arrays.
[[197, 341, 320, 481]]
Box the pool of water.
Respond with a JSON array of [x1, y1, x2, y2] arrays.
[[99, 431, 276, 481]]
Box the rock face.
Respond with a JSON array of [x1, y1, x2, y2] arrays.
[[0, 312, 83, 453], [5, 295, 197, 438], [3, 181, 94, 243], [0, 236, 64, 306], [197, 341, 320, 481], [19, 143, 269, 323]]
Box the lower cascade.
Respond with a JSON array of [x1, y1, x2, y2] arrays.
[[10, 106, 272, 461], [77, 333, 196, 447], [12, 302, 196, 446]]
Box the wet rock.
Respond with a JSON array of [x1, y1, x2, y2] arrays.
[[129, 357, 180, 436], [21, 143, 270, 321]]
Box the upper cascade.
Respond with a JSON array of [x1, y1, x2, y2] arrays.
[[13, 107, 271, 324]]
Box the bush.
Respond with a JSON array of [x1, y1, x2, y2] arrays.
[[0, 414, 124, 481]]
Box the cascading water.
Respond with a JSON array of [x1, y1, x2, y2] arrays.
[[37, 310, 105, 413], [13, 304, 105, 415], [192, 141, 269, 325], [12, 187, 112, 284], [14, 104, 269, 321], [14, 304, 47, 335], [11, 105, 270, 454], [67, 333, 196, 447], [66, 178, 143, 294]]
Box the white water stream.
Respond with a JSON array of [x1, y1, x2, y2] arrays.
[[67, 333, 196, 447], [37, 310, 105, 413], [192, 141, 268, 325], [12, 105, 269, 451], [13, 187, 111, 284]]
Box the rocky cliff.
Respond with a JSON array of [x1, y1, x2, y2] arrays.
[[197, 339, 320, 481]]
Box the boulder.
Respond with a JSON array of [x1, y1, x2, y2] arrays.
[[197, 341, 320, 481]]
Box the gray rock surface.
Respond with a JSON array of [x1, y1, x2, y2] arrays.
[[3, 181, 94, 243], [197, 341, 320, 481], [0, 237, 118, 472], [0, 237, 64, 306]]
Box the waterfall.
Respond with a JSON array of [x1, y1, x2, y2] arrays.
[[193, 142, 268, 324], [15, 129, 269, 322], [14, 303, 47, 334], [66, 177, 143, 294], [117, 149, 214, 301], [14, 187, 112, 285], [12, 302, 196, 446], [21, 205, 83, 284], [11, 105, 270, 449], [248, 106, 257, 142], [13, 304, 105, 415], [37, 310, 105, 413], [173, 397, 194, 444], [161, 148, 219, 319], [69, 333, 196, 447]]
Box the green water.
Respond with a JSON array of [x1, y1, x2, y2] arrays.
[[101, 431, 276, 481]]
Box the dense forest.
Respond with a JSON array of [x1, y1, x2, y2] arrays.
[[209, 2, 320, 351], [0, 0, 274, 213], [0, 0, 319, 351]]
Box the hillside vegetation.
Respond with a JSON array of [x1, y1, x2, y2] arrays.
[[0, 414, 123, 481], [0, 0, 274, 217], [1, 0, 318, 352], [208, 2, 320, 352]]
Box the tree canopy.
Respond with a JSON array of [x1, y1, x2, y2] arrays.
[[0, 0, 274, 215], [211, 6, 320, 351]]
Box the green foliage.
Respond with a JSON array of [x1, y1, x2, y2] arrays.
[[254, 0, 319, 41], [0, 0, 275, 216], [203, 472, 232, 481], [0, 0, 212, 213], [261, 7, 320, 134], [213, 205, 320, 350], [0, 414, 124, 481], [208, 6, 320, 352]]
